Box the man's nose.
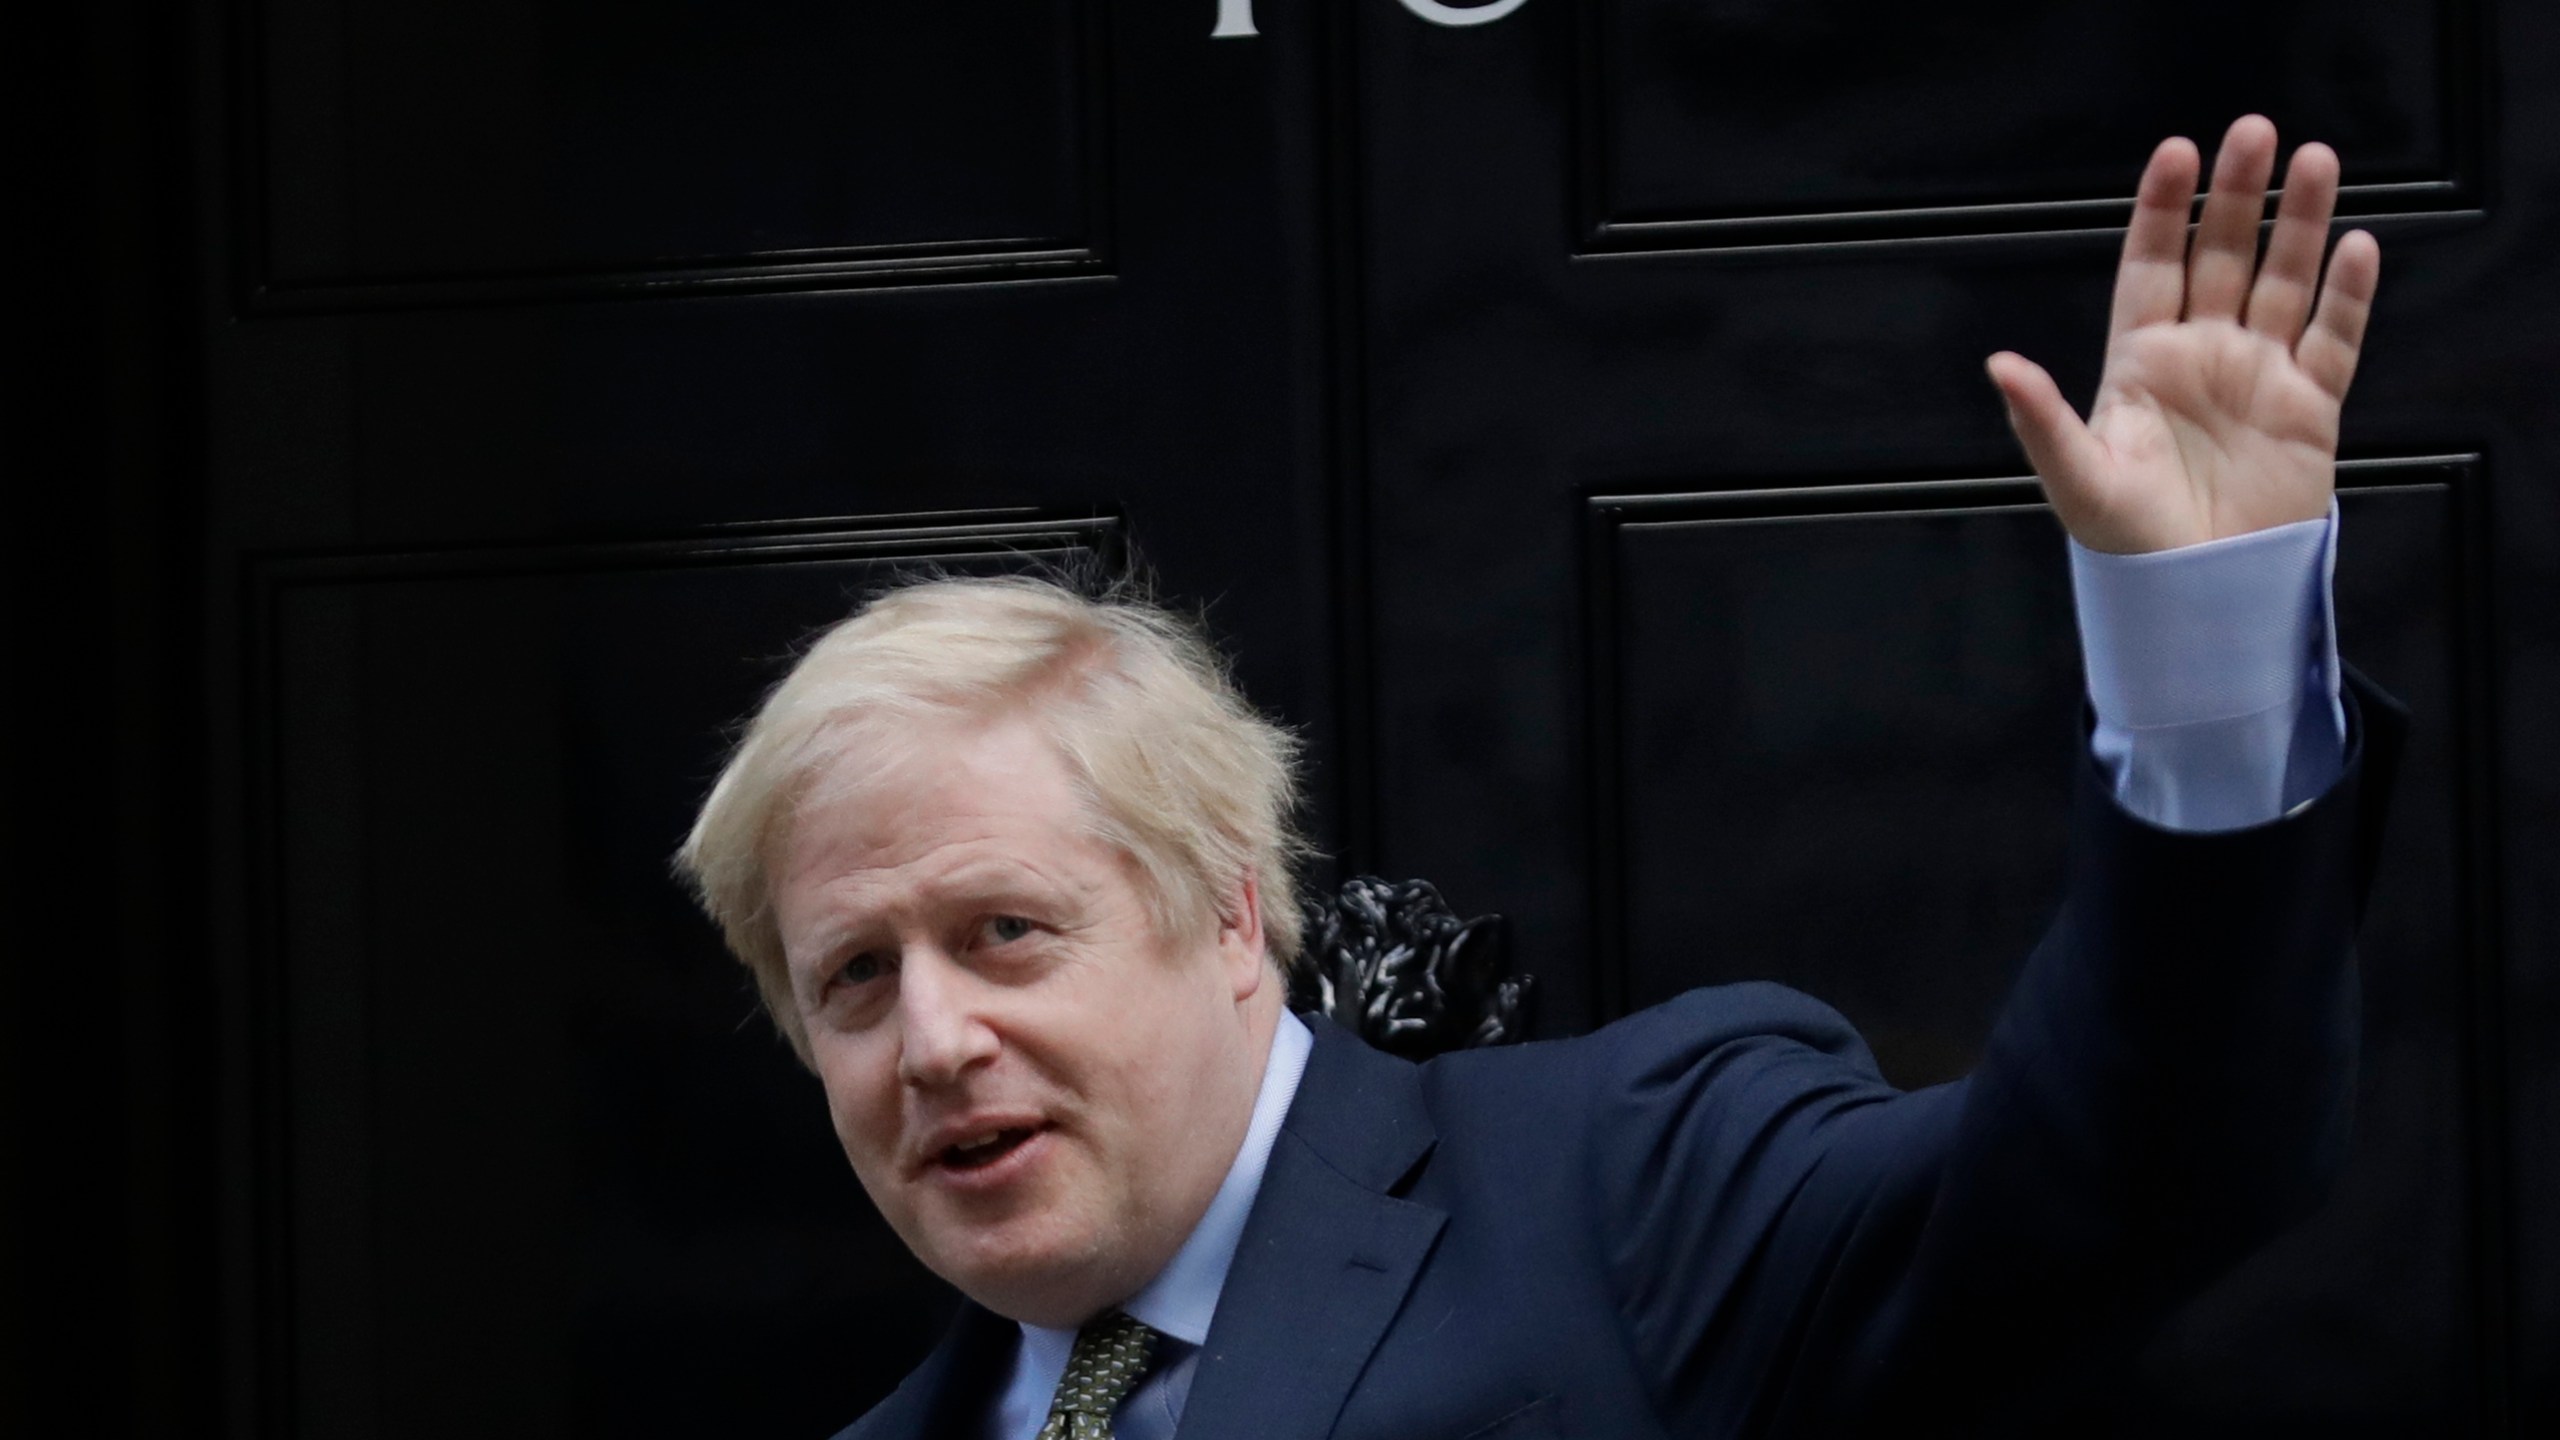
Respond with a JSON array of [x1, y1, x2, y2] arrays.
[[894, 948, 1000, 1088]]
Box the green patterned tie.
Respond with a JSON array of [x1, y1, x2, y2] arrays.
[[1035, 1310, 1164, 1440]]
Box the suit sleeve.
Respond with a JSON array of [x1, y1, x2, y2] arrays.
[[1584, 673, 2405, 1437]]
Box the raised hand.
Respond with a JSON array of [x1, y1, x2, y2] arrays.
[[1986, 115, 2382, 555]]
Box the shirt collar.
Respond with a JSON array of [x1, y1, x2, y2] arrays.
[[1018, 1008, 1314, 1351]]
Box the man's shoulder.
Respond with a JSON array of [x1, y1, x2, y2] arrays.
[[1591, 981, 1871, 1055], [1395, 980, 1889, 1147], [824, 1411, 883, 1440], [1418, 981, 1876, 1084], [822, 1396, 905, 1440], [819, 1300, 1012, 1440], [822, 1366, 941, 1440]]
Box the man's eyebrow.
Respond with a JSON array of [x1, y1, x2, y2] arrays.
[[785, 912, 879, 971]]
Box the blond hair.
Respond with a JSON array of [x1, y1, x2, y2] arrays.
[[675, 575, 1309, 1065]]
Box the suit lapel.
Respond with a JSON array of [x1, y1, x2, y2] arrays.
[[1174, 1018, 1447, 1440]]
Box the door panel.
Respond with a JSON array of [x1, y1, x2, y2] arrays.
[[1588, 468, 2484, 1429], [1584, 0, 2479, 248], [252, 0, 1106, 300]]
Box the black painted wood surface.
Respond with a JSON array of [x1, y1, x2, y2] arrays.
[[11, 0, 2556, 1435]]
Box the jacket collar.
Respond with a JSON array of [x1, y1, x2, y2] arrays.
[[1171, 1014, 1447, 1439]]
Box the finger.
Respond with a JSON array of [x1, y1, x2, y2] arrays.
[[2299, 229, 2381, 401], [2185, 115, 2280, 322], [2109, 136, 2202, 343], [1986, 352, 2111, 516], [2246, 142, 2341, 345]]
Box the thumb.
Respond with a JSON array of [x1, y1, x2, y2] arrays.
[[1985, 352, 2110, 521]]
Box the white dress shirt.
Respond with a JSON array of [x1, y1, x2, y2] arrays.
[[985, 509, 2348, 1437]]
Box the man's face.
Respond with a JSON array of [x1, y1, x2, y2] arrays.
[[772, 711, 1272, 1327]]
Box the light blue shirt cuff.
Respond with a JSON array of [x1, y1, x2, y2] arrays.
[[2069, 503, 2346, 832]]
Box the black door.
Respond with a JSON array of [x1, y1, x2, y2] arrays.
[[14, 0, 2553, 1434]]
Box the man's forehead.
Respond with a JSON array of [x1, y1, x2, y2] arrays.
[[789, 714, 1078, 850], [781, 726, 1123, 897], [784, 790, 1081, 894]]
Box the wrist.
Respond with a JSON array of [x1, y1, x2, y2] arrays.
[[2070, 510, 2334, 730]]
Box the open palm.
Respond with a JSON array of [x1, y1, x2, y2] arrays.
[[1988, 116, 2382, 554]]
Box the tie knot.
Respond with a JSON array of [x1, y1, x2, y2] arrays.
[[1050, 1310, 1163, 1420]]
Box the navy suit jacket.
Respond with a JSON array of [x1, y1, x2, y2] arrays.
[[842, 677, 2404, 1439]]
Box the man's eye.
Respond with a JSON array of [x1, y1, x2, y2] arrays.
[[834, 952, 885, 988], [982, 915, 1034, 946]]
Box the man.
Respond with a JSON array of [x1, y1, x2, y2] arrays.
[[676, 117, 2397, 1437]]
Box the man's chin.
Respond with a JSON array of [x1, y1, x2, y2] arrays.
[[939, 1253, 1119, 1328], [918, 1214, 1133, 1327]]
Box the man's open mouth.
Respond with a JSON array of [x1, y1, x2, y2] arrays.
[[940, 1126, 1041, 1171]]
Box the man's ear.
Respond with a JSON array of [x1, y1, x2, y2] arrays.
[[1217, 874, 1267, 1002]]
